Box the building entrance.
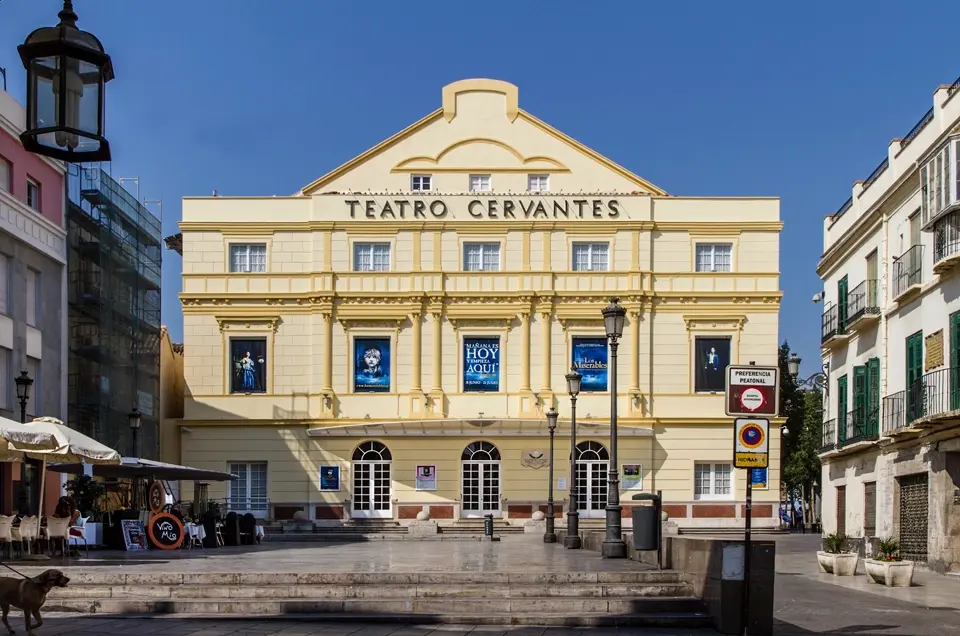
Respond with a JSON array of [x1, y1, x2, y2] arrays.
[[575, 441, 609, 518], [351, 441, 392, 519], [461, 441, 501, 518]]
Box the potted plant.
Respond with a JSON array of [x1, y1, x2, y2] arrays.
[[865, 538, 915, 587], [817, 532, 859, 576], [66, 475, 107, 547]]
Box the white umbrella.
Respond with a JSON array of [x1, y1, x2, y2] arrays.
[[0, 416, 58, 461]]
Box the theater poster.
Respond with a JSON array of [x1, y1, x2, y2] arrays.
[[230, 338, 267, 394], [354, 337, 391, 392], [572, 337, 608, 392], [463, 337, 500, 392], [694, 337, 730, 393]]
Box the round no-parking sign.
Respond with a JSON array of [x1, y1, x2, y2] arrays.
[[734, 418, 770, 468]]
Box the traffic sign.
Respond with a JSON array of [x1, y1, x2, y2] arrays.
[[734, 418, 769, 468], [725, 365, 780, 417]]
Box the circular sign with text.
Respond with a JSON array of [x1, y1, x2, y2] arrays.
[[738, 422, 766, 450], [739, 387, 766, 412], [147, 512, 185, 550], [149, 481, 166, 514]]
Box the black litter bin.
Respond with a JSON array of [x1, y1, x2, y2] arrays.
[[632, 505, 659, 551], [483, 513, 494, 537]]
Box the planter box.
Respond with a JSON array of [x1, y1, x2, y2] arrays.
[[817, 551, 859, 576], [865, 559, 915, 587]]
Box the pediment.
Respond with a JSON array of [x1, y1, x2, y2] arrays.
[[392, 138, 569, 174]]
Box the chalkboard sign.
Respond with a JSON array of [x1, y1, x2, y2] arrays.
[[121, 519, 147, 551], [147, 513, 184, 550]]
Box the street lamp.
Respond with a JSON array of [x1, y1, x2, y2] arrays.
[[544, 407, 559, 544], [601, 297, 627, 559], [18, 0, 115, 162], [128, 408, 141, 458], [564, 368, 582, 549], [15, 371, 33, 424], [787, 355, 828, 391]]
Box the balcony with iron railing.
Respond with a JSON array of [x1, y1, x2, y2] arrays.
[[892, 245, 924, 302], [882, 390, 906, 436], [838, 406, 880, 447], [845, 279, 880, 331], [933, 209, 960, 275], [821, 417, 837, 453], [883, 368, 960, 438], [821, 304, 848, 347]]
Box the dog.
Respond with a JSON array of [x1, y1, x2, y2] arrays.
[[0, 569, 70, 635]]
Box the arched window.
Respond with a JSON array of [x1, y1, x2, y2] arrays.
[[461, 441, 501, 461], [575, 441, 609, 461], [352, 441, 392, 462]]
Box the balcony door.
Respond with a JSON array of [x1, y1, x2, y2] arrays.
[[906, 331, 924, 422], [837, 375, 848, 445], [837, 276, 849, 331]]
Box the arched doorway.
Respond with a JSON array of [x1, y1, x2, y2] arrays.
[[461, 441, 501, 518], [575, 441, 609, 518], [351, 441, 392, 519]]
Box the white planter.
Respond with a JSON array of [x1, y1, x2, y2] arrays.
[[865, 559, 915, 587], [817, 551, 859, 576]]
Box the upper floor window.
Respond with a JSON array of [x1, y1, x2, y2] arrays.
[[0, 157, 10, 192], [26, 178, 39, 211], [411, 175, 432, 192], [463, 242, 500, 272], [695, 243, 732, 272], [469, 174, 491, 192], [528, 174, 550, 192], [0, 254, 7, 316], [26, 356, 39, 418], [572, 242, 609, 272], [26, 268, 39, 327], [353, 242, 391, 272], [229, 244, 267, 273], [920, 137, 959, 227]]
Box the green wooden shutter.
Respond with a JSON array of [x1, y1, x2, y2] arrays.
[[867, 358, 880, 436], [853, 366, 866, 439], [837, 375, 848, 445], [906, 332, 924, 422], [951, 312, 960, 411], [838, 276, 849, 330]]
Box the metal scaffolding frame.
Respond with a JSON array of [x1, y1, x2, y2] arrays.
[[66, 165, 162, 459]]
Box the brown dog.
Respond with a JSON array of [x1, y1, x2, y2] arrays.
[[0, 569, 70, 635]]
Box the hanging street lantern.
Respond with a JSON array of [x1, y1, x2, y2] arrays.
[[18, 1, 114, 163]]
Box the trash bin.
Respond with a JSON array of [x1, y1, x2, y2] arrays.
[[632, 505, 659, 551], [484, 513, 494, 537]]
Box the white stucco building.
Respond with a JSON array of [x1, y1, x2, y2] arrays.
[[817, 78, 960, 571]]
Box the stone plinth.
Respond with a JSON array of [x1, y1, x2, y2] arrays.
[[408, 520, 439, 536]]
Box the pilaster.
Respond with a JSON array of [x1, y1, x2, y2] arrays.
[[628, 305, 643, 416], [428, 298, 445, 416], [320, 310, 334, 418], [407, 309, 425, 416], [518, 307, 537, 415], [539, 300, 554, 407]]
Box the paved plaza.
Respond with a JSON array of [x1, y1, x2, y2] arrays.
[[6, 535, 960, 634]]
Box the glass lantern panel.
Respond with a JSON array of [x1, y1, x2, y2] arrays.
[[76, 58, 102, 145], [29, 57, 57, 137]]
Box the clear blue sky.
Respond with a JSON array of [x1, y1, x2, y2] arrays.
[[3, 0, 960, 378]]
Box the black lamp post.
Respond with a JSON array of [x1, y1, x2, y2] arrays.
[[564, 368, 582, 549], [15, 371, 33, 424], [601, 297, 627, 559], [128, 408, 141, 458], [18, 0, 115, 163], [787, 354, 828, 391], [544, 407, 559, 543]]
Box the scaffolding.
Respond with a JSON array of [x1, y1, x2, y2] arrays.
[[67, 166, 162, 459]]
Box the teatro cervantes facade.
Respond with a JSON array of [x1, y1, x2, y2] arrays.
[[169, 79, 783, 529]]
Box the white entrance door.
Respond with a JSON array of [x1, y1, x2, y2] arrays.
[[575, 441, 609, 519], [351, 441, 392, 519], [461, 441, 502, 518]]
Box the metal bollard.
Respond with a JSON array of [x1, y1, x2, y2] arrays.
[[484, 513, 494, 538]]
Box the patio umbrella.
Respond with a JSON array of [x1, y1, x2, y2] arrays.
[[0, 416, 58, 461]]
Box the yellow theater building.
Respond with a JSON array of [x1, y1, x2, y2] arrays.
[[167, 79, 783, 530]]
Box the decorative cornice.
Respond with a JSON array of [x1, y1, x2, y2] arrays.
[[215, 316, 281, 333], [682, 314, 747, 331]]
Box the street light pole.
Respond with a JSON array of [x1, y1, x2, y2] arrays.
[[564, 368, 582, 549], [601, 298, 627, 559], [128, 408, 141, 458], [14, 371, 36, 515], [15, 371, 33, 424], [544, 408, 558, 543]]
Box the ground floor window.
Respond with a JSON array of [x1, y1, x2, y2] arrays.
[[229, 462, 268, 516], [461, 441, 501, 517], [694, 462, 732, 500], [352, 441, 392, 518]]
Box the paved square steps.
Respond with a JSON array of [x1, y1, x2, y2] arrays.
[[43, 570, 710, 627]]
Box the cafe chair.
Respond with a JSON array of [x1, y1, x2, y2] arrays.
[[16, 516, 39, 556], [44, 517, 71, 557], [69, 515, 90, 557], [0, 516, 16, 560], [215, 522, 224, 547]]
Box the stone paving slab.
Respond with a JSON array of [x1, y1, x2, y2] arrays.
[[5, 536, 652, 575]]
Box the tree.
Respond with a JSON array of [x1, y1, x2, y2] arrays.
[[783, 388, 824, 524], [777, 342, 806, 491]]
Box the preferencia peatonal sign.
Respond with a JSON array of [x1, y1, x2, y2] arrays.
[[725, 365, 780, 418]]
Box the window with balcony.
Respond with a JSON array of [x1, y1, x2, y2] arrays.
[[469, 174, 491, 192], [920, 136, 959, 227], [0, 157, 10, 192], [353, 242, 391, 272], [694, 463, 732, 500], [572, 242, 609, 272], [463, 242, 500, 272], [695, 244, 732, 272], [229, 462, 268, 516], [411, 175, 432, 191], [893, 244, 923, 299], [26, 178, 39, 211], [847, 358, 880, 446], [229, 244, 267, 273], [528, 174, 550, 192]]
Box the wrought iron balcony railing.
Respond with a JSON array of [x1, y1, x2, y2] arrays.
[[821, 418, 837, 452], [882, 390, 906, 435], [906, 367, 960, 424], [821, 304, 842, 343], [846, 279, 880, 324], [841, 407, 880, 446], [893, 245, 924, 299], [933, 210, 960, 269]]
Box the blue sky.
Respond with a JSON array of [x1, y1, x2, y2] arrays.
[[3, 0, 960, 378]]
